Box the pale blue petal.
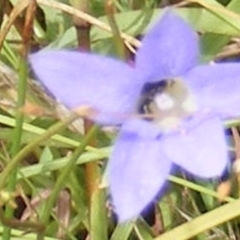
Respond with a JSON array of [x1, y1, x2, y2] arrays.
[[29, 50, 142, 125], [136, 11, 199, 82], [160, 116, 227, 178], [109, 119, 171, 221], [184, 63, 240, 119]]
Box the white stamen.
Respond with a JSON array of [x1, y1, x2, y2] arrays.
[[158, 117, 180, 132], [154, 93, 175, 110], [181, 95, 197, 113]]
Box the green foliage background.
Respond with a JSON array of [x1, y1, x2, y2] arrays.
[[0, 0, 240, 239]]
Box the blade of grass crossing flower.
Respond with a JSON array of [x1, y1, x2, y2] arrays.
[[110, 222, 134, 240], [155, 199, 240, 240], [225, 118, 240, 128], [134, 220, 154, 240]]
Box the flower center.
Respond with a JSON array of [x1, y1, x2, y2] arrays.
[[138, 79, 197, 131]]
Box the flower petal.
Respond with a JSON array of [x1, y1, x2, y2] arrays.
[[185, 63, 240, 119], [136, 11, 199, 81], [108, 119, 171, 221], [160, 116, 227, 178], [29, 50, 142, 125]]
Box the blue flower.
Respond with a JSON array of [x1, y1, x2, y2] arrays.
[[29, 11, 240, 222]]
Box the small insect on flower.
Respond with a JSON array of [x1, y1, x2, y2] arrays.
[[29, 10, 240, 222]]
